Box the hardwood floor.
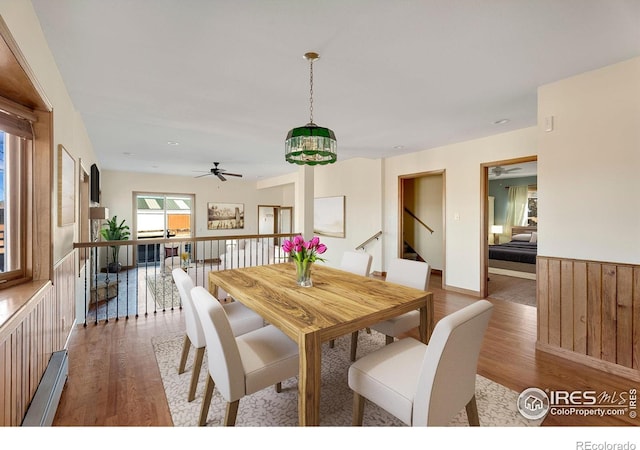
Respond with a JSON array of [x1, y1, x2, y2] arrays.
[[53, 274, 637, 427]]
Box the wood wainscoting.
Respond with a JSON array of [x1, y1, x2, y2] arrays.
[[537, 256, 640, 381], [0, 252, 76, 426]]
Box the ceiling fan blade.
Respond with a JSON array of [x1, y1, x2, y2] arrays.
[[194, 173, 213, 178], [506, 167, 522, 172], [224, 172, 243, 177], [217, 173, 227, 181]]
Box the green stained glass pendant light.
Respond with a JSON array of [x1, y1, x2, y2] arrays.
[[285, 52, 337, 165]]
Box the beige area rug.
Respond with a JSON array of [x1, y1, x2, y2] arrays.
[[152, 330, 543, 427], [146, 275, 182, 310]]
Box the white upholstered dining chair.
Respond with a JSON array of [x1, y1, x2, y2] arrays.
[[348, 299, 494, 426], [340, 251, 373, 277], [172, 268, 264, 402], [350, 258, 430, 361], [331, 251, 374, 352], [190, 286, 299, 426]]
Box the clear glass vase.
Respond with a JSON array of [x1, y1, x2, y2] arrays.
[[295, 260, 313, 287]]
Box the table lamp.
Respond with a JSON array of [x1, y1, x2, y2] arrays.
[[491, 225, 503, 245]]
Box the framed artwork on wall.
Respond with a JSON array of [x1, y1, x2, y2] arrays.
[[313, 195, 345, 238], [58, 144, 75, 226], [207, 202, 245, 230]]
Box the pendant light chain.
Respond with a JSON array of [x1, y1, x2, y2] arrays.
[[309, 58, 314, 124], [285, 51, 336, 166]]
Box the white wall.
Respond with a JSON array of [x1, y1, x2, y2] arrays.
[[314, 158, 383, 272], [101, 170, 292, 244], [384, 127, 538, 293], [538, 56, 640, 264]]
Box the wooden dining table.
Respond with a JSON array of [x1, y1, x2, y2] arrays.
[[208, 262, 434, 426]]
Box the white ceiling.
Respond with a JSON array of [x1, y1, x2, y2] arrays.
[[31, 1, 640, 181]]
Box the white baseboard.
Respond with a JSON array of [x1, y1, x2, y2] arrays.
[[488, 267, 536, 280]]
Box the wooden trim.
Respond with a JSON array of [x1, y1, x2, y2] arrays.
[[0, 16, 52, 111], [536, 342, 640, 383], [32, 109, 53, 281], [444, 284, 481, 298], [537, 255, 640, 379], [480, 156, 537, 298], [398, 169, 446, 289], [0, 252, 75, 425], [0, 95, 38, 122]]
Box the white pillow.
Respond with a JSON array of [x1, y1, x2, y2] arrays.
[[529, 231, 538, 243], [511, 233, 532, 242]]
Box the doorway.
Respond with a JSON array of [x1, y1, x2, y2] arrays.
[[398, 170, 445, 288], [480, 157, 537, 304], [258, 205, 293, 243]]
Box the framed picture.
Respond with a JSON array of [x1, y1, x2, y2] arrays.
[[58, 144, 75, 226], [208, 202, 245, 230], [314, 195, 345, 238]]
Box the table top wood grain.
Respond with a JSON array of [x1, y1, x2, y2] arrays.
[[208, 262, 431, 342]]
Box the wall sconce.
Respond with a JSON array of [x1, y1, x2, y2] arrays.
[[491, 225, 503, 245]]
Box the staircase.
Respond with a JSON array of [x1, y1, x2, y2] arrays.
[[402, 241, 425, 262]]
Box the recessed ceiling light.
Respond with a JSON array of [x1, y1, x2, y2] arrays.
[[167, 141, 180, 146], [123, 151, 134, 156], [493, 119, 510, 125], [393, 145, 404, 150]]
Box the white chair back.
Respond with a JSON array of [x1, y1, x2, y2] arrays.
[[340, 251, 373, 277], [385, 258, 430, 290], [413, 300, 494, 426], [172, 268, 205, 348], [191, 286, 246, 402]]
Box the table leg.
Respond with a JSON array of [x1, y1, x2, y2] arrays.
[[298, 331, 322, 426], [419, 293, 434, 344]]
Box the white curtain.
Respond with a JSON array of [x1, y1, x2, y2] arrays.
[[504, 185, 528, 238]]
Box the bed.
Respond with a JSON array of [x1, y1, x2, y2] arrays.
[[489, 226, 537, 274]]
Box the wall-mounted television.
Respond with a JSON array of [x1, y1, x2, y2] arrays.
[[90, 164, 100, 204]]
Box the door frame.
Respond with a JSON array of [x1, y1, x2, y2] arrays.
[[398, 169, 446, 287], [480, 155, 537, 298]]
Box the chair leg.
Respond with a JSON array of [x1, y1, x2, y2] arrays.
[[329, 339, 335, 348], [275, 382, 282, 393], [465, 395, 480, 426], [198, 375, 215, 426], [352, 392, 365, 426], [224, 400, 240, 426], [366, 328, 371, 334], [188, 347, 205, 402], [178, 334, 191, 374], [385, 335, 394, 345], [350, 330, 359, 362]]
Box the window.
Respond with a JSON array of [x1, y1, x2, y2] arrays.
[[527, 185, 537, 227], [0, 129, 28, 284], [135, 193, 194, 263], [0, 21, 52, 291]]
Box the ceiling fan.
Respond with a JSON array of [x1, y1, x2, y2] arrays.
[[490, 165, 522, 177], [194, 162, 243, 181]]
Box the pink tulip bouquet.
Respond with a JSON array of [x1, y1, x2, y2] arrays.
[[281, 235, 327, 287], [281, 235, 327, 264]]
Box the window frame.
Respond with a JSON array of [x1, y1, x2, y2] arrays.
[[0, 129, 31, 287]]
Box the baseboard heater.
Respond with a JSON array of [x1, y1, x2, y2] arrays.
[[22, 350, 68, 426]]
